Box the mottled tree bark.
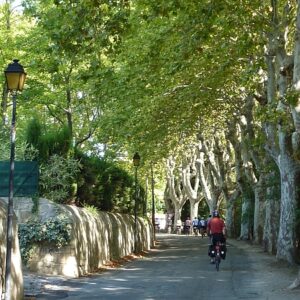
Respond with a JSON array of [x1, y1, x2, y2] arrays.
[[262, 1, 300, 272], [166, 157, 187, 231], [253, 176, 265, 244], [196, 149, 219, 213], [181, 152, 202, 219], [263, 167, 280, 254]]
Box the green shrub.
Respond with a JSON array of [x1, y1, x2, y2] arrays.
[[18, 215, 72, 264], [25, 117, 42, 148], [75, 151, 144, 213], [0, 136, 38, 161], [39, 154, 81, 203], [25, 118, 72, 162], [83, 204, 99, 216]]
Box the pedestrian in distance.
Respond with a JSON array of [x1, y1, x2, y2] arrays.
[[176, 219, 182, 235], [167, 217, 172, 233], [184, 217, 192, 235]]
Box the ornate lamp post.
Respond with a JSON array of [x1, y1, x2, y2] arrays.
[[133, 152, 140, 254], [4, 59, 26, 300], [151, 162, 156, 241]]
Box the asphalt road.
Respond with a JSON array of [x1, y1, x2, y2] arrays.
[[35, 233, 299, 300]]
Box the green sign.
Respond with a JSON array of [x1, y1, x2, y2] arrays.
[[0, 161, 39, 197]]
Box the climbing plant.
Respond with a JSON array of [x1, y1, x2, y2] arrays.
[[18, 215, 72, 264]]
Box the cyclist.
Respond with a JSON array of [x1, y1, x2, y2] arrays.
[[192, 217, 199, 235], [198, 217, 207, 238], [207, 210, 226, 262]]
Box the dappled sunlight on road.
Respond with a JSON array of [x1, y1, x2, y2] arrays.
[[102, 287, 132, 291], [111, 278, 128, 282], [44, 284, 81, 291], [117, 267, 143, 271], [31, 234, 300, 300], [153, 255, 187, 260]]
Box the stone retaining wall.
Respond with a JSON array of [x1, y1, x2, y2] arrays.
[[0, 199, 23, 300], [9, 198, 153, 277]]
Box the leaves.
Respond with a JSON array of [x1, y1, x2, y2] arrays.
[[39, 154, 81, 203], [18, 215, 72, 264]]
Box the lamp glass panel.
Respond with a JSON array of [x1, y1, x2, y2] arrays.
[[5, 73, 20, 90], [18, 73, 26, 91], [133, 159, 140, 167]]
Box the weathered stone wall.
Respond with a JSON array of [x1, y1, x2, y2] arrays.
[[9, 198, 153, 277], [0, 199, 23, 300]]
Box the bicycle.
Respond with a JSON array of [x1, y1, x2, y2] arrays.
[[193, 226, 199, 236], [210, 241, 226, 271], [199, 227, 206, 238], [214, 242, 221, 271]]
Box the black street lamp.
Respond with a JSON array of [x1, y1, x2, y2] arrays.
[[151, 162, 156, 242], [133, 152, 140, 254], [4, 59, 26, 300]]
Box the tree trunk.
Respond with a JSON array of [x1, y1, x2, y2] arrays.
[[276, 144, 300, 263], [196, 148, 219, 213], [227, 120, 255, 240], [66, 85, 73, 136], [240, 195, 251, 240], [259, 157, 281, 253], [224, 188, 241, 238], [165, 157, 187, 231], [189, 200, 199, 219], [263, 185, 280, 254], [226, 201, 234, 237], [1, 2, 12, 127], [199, 134, 233, 216], [1, 84, 8, 127], [253, 176, 265, 244], [181, 153, 201, 218], [173, 202, 183, 231]]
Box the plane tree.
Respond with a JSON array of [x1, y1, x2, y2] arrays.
[[17, 0, 131, 152]]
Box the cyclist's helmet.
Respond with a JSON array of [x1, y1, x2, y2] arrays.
[[212, 210, 219, 217]]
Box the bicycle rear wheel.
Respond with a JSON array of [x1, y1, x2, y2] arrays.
[[215, 256, 220, 271]]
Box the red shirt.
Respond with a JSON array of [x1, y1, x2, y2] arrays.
[[207, 217, 225, 234]]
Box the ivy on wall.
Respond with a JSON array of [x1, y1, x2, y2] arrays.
[[18, 215, 72, 264]]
